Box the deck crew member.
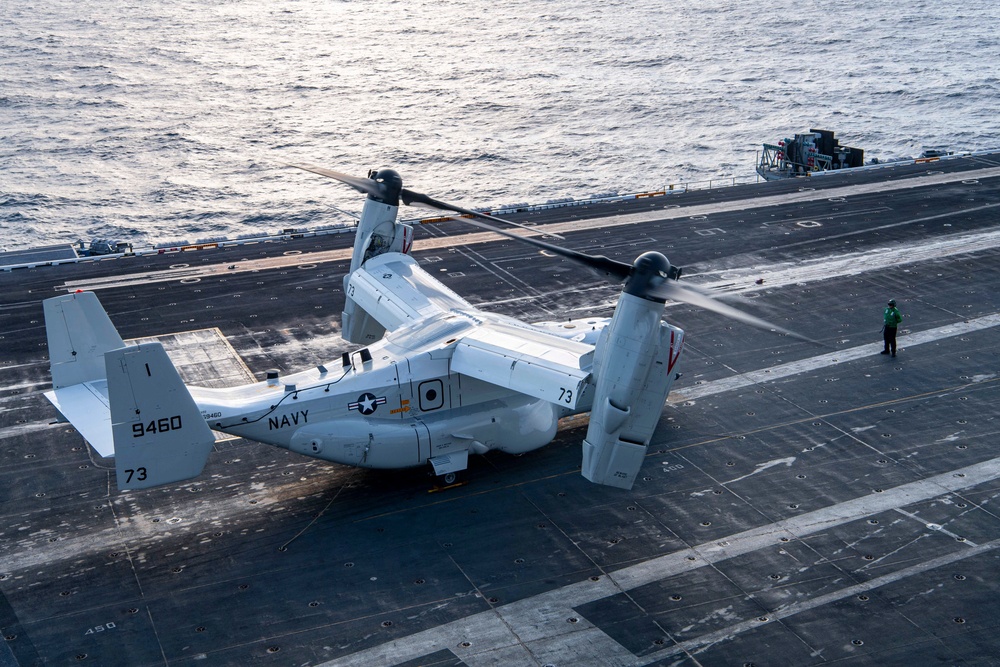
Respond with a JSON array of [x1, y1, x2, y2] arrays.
[[881, 299, 902, 357]]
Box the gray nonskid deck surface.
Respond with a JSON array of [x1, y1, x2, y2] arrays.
[[1, 154, 1000, 666]]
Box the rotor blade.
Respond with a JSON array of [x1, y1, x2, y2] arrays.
[[402, 188, 565, 240], [287, 163, 381, 198], [402, 188, 631, 279], [653, 280, 815, 343]]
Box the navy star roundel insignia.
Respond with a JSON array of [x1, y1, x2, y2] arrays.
[[348, 392, 387, 415]]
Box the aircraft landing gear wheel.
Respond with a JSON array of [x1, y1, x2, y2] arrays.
[[429, 469, 465, 492]]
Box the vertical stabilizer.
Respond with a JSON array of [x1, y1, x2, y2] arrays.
[[106, 343, 216, 490], [45, 292, 126, 388]]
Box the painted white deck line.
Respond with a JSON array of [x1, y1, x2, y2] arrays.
[[58, 166, 1000, 293], [547, 167, 1000, 238], [326, 454, 1000, 667], [672, 313, 1000, 403], [641, 538, 1000, 663], [693, 216, 1000, 295]]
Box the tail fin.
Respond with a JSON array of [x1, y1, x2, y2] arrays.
[[44, 292, 126, 456], [45, 291, 125, 389], [43, 292, 215, 490], [106, 343, 215, 490]]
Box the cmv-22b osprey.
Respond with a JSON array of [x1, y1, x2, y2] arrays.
[[43, 165, 805, 492]]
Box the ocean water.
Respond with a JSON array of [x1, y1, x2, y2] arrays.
[[2, 0, 998, 251]]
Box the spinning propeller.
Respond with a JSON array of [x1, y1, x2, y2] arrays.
[[290, 164, 811, 342], [291, 164, 563, 239]]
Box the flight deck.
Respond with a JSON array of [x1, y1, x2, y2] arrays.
[[2, 153, 1000, 666]]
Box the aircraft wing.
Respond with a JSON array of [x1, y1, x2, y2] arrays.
[[350, 252, 594, 409], [347, 253, 474, 334], [451, 320, 594, 410]]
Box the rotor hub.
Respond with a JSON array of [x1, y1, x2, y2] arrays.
[[369, 168, 403, 206], [624, 251, 672, 302]]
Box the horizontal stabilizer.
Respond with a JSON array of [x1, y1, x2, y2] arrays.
[[106, 343, 215, 490], [44, 382, 114, 457]]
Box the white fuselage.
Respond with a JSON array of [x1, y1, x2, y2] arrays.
[[190, 310, 608, 470]]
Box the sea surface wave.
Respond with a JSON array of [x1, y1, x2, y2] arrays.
[[2, 0, 998, 250]]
